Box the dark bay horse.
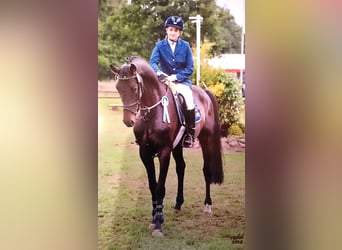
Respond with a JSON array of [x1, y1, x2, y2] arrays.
[[110, 56, 223, 237]]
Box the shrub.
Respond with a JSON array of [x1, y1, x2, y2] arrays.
[[227, 124, 243, 136], [237, 122, 245, 134], [192, 41, 245, 137], [205, 70, 244, 136]]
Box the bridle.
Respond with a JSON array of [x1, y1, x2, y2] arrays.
[[116, 73, 143, 115], [116, 71, 171, 122]]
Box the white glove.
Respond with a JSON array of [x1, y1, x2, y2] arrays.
[[167, 74, 177, 82], [157, 71, 168, 78]]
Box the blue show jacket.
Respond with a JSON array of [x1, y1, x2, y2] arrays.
[[149, 38, 194, 88]]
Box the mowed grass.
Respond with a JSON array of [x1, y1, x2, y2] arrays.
[[98, 98, 245, 249]]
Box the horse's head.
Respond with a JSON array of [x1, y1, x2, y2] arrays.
[[110, 63, 142, 127]]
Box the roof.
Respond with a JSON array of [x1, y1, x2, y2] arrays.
[[206, 54, 245, 72]]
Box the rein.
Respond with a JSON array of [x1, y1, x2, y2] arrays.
[[140, 85, 170, 123]]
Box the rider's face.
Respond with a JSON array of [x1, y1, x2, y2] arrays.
[[166, 26, 182, 41]]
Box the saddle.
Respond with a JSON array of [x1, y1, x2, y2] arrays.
[[173, 93, 201, 126], [159, 76, 200, 124]]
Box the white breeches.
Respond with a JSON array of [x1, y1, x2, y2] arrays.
[[175, 83, 195, 110]]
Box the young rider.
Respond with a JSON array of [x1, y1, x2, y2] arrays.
[[149, 15, 196, 147]]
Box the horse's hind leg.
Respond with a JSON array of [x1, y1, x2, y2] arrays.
[[172, 143, 185, 211], [203, 163, 213, 214], [198, 135, 214, 214]]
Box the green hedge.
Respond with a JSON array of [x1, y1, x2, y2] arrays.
[[198, 63, 244, 137]]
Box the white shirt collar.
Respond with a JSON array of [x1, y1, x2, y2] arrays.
[[168, 39, 177, 53]]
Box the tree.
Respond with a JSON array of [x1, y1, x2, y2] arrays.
[[210, 7, 242, 55], [98, 0, 126, 22], [98, 0, 242, 79]]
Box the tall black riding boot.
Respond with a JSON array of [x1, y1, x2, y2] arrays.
[[183, 109, 196, 148]]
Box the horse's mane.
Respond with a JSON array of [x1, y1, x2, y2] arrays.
[[125, 55, 157, 80], [125, 55, 144, 64]]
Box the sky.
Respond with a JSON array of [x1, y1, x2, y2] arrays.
[[216, 0, 245, 28]]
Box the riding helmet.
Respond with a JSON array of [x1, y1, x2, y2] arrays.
[[164, 16, 184, 30]]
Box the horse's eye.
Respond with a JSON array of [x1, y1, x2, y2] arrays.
[[131, 86, 138, 92]]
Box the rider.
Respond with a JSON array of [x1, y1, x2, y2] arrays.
[[149, 15, 196, 147]]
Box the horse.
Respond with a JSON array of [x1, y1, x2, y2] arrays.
[[110, 56, 223, 237]]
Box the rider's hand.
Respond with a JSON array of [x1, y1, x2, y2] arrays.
[[157, 71, 168, 78], [167, 74, 177, 82]]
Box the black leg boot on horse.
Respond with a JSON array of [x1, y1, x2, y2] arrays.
[[183, 109, 195, 148]]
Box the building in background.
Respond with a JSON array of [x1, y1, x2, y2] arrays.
[[207, 54, 245, 74]]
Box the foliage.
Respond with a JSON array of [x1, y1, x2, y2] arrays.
[[98, 54, 111, 80], [237, 122, 245, 134], [205, 68, 244, 136], [98, 0, 242, 80], [189, 40, 244, 136], [208, 7, 243, 56], [98, 0, 126, 22], [228, 124, 243, 136]]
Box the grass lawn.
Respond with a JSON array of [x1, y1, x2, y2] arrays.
[[98, 98, 245, 249]]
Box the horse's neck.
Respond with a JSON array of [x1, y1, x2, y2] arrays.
[[141, 81, 166, 107]]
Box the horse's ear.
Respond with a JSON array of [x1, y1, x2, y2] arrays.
[[130, 64, 137, 74], [109, 65, 120, 74]]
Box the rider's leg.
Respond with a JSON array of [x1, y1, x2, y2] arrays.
[[183, 109, 195, 147], [175, 84, 195, 147]]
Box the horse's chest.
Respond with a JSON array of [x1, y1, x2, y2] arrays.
[[133, 123, 171, 146]]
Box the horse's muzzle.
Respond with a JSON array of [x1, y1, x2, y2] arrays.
[[122, 110, 136, 127], [123, 118, 135, 127]]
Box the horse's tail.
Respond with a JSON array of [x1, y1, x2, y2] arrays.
[[205, 90, 224, 184]]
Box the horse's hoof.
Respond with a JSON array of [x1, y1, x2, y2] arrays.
[[148, 223, 156, 230], [174, 208, 181, 213], [203, 204, 212, 214], [152, 229, 164, 237]]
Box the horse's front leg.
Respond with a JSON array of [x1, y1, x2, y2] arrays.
[[139, 146, 158, 229], [152, 148, 171, 237], [172, 143, 185, 211]]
